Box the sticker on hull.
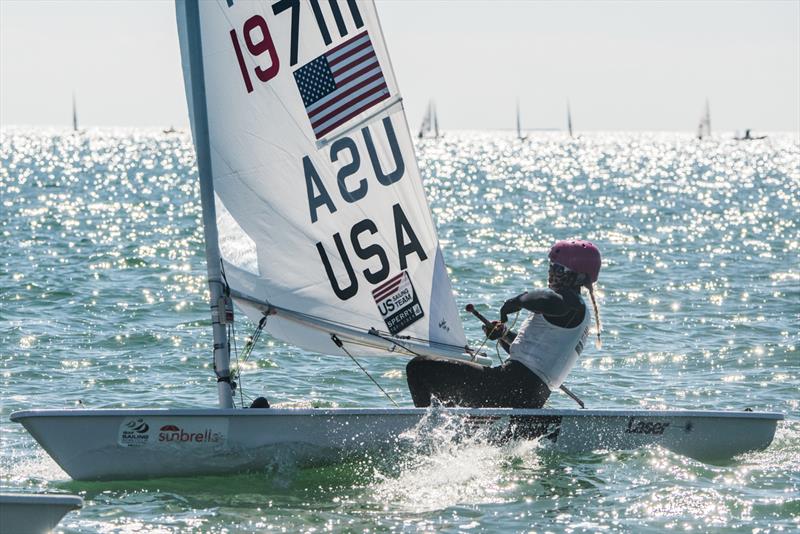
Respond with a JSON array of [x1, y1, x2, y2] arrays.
[[118, 418, 229, 448]]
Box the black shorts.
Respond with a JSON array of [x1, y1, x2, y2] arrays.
[[405, 356, 551, 409]]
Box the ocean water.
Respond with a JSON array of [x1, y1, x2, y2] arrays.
[[1, 129, 798, 533]]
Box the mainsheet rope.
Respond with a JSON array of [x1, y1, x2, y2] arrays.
[[331, 334, 399, 407]]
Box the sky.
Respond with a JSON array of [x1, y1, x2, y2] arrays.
[[1, 0, 798, 132]]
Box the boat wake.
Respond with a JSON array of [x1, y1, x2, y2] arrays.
[[369, 407, 545, 512]]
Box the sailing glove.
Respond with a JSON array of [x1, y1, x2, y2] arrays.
[[483, 320, 508, 340]]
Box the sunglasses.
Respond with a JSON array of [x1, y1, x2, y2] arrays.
[[550, 262, 573, 274]]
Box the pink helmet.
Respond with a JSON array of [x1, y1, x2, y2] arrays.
[[548, 240, 601, 284]]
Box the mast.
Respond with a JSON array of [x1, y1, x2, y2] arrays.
[[182, 0, 233, 408], [567, 99, 573, 138], [705, 98, 711, 137], [72, 93, 78, 132], [516, 98, 521, 139]]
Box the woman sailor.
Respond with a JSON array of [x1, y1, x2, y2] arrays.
[[405, 240, 602, 408]]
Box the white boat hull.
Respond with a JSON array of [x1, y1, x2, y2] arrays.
[[0, 493, 83, 534], [11, 408, 781, 481]]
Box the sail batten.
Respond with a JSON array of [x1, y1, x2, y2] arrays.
[[177, 0, 467, 359]]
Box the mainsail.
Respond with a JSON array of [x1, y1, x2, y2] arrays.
[[176, 0, 469, 360]]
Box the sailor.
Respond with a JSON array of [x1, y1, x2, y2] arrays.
[[406, 240, 602, 408]]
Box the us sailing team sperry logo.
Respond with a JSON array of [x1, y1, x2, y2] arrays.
[[372, 271, 424, 335]]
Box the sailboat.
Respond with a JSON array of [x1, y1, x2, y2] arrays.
[[566, 100, 573, 138], [697, 99, 711, 139], [71, 93, 78, 132], [516, 99, 526, 140], [11, 0, 781, 481], [417, 100, 439, 139], [735, 129, 767, 141]]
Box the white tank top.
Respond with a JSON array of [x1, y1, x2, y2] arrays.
[[508, 297, 591, 390]]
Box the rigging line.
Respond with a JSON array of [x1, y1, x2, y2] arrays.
[[241, 314, 268, 363], [235, 314, 268, 408], [230, 320, 242, 409], [220, 260, 242, 407], [331, 334, 399, 408]]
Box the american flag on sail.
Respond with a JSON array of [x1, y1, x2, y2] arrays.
[[293, 31, 390, 140]]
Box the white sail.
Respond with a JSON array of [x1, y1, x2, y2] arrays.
[[176, 0, 468, 359], [72, 93, 78, 132], [418, 103, 429, 138], [566, 100, 573, 138], [432, 101, 439, 138], [418, 100, 437, 139]]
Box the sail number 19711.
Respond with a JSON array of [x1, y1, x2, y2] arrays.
[[228, 0, 365, 93]]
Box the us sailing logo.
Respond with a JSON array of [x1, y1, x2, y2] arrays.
[[372, 271, 424, 335], [119, 418, 150, 447]]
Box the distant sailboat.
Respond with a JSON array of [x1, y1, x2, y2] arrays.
[[417, 100, 439, 139], [735, 129, 767, 141], [432, 102, 439, 139], [566, 100, 574, 138], [72, 93, 78, 132], [516, 99, 526, 140], [697, 99, 711, 139]]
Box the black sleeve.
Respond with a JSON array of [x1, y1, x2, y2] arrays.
[[517, 289, 581, 317]]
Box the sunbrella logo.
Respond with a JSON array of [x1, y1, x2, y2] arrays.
[[158, 424, 224, 444], [119, 418, 150, 447]]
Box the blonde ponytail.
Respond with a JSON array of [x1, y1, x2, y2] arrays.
[[587, 283, 602, 349]]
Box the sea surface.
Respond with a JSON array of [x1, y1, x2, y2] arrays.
[[1, 129, 798, 533]]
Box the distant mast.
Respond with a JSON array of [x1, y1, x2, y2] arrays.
[[72, 93, 78, 132], [567, 100, 573, 138]]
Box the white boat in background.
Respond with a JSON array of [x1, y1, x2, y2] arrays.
[[71, 92, 78, 132], [697, 98, 711, 139], [566, 99, 574, 138], [10, 0, 782, 481], [418, 100, 439, 139], [516, 98, 526, 140], [0, 493, 83, 534], [735, 129, 768, 141]]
